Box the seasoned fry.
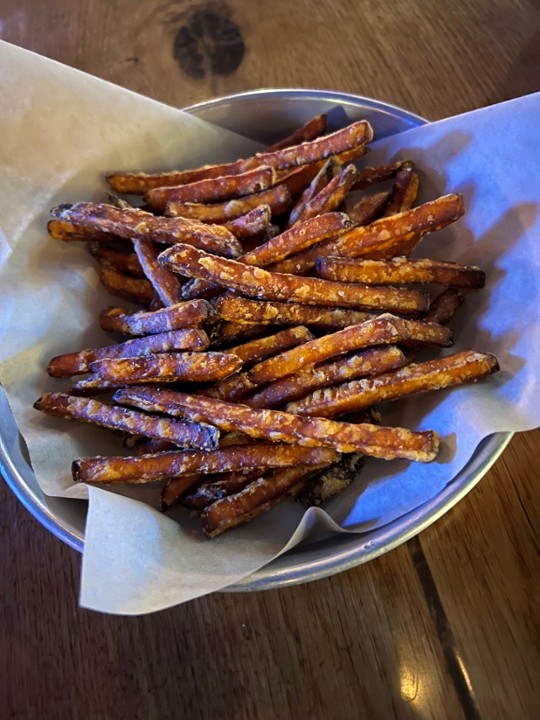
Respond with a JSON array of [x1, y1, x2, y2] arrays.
[[106, 119, 374, 193], [226, 326, 314, 366], [113, 386, 439, 461], [268, 193, 465, 274], [205, 314, 452, 401], [47, 218, 117, 243], [213, 294, 374, 329], [217, 321, 269, 344], [352, 161, 411, 190], [34, 393, 220, 448], [383, 164, 419, 216], [47, 329, 209, 378], [161, 473, 207, 509], [287, 350, 500, 418], [88, 244, 144, 277], [50, 202, 243, 258], [89, 351, 242, 384], [179, 468, 264, 511], [72, 443, 340, 484], [165, 184, 292, 223], [423, 288, 464, 324], [247, 346, 407, 408], [145, 166, 276, 211], [132, 239, 184, 306], [223, 205, 272, 239], [287, 159, 334, 226], [266, 114, 327, 151], [316, 256, 486, 288], [99, 299, 212, 335], [100, 267, 154, 306], [276, 162, 326, 196], [289, 163, 358, 225], [347, 191, 390, 226], [159, 244, 429, 313], [201, 466, 315, 537]]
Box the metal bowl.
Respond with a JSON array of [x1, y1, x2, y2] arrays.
[[0, 89, 512, 589]]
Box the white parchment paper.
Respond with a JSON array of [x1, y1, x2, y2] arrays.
[[0, 41, 538, 613]]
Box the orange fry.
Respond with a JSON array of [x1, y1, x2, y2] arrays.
[[352, 161, 411, 190], [47, 329, 209, 378], [423, 288, 464, 324], [287, 159, 334, 226], [266, 114, 327, 152], [213, 294, 374, 329], [248, 346, 407, 408], [346, 191, 390, 226], [223, 205, 272, 239], [100, 267, 154, 306], [34, 393, 219, 448], [145, 166, 276, 211], [89, 351, 242, 384], [106, 119, 373, 193], [72, 443, 340, 484], [316, 256, 485, 288], [159, 244, 429, 313], [47, 218, 117, 243], [113, 386, 439, 461], [287, 350, 500, 418], [99, 299, 212, 335], [226, 326, 315, 366], [165, 184, 292, 223], [383, 164, 420, 216], [289, 163, 358, 225], [132, 239, 184, 306], [50, 202, 242, 258]]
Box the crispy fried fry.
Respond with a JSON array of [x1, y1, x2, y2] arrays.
[[383, 164, 420, 216], [161, 473, 206, 509], [268, 193, 465, 274], [165, 184, 292, 223], [179, 468, 264, 511], [223, 205, 272, 239], [287, 159, 334, 226], [352, 161, 411, 190], [226, 326, 314, 365], [88, 244, 144, 277], [50, 202, 242, 258], [132, 239, 184, 306], [287, 350, 500, 417], [248, 346, 407, 408], [205, 314, 452, 401], [47, 329, 209, 378], [99, 299, 212, 335], [113, 386, 439, 461], [213, 294, 374, 329], [423, 288, 465, 324], [276, 162, 326, 196], [267, 114, 327, 151], [289, 163, 358, 225], [34, 393, 219, 448], [145, 166, 276, 211], [346, 191, 390, 226], [159, 244, 429, 313], [100, 267, 154, 306], [106, 120, 373, 193], [89, 351, 242, 384], [316, 256, 486, 288], [72, 443, 340, 484], [201, 466, 315, 537], [217, 321, 270, 344], [47, 218, 118, 243]]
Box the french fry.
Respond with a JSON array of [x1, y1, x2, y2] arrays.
[[47, 329, 210, 378], [158, 244, 429, 313], [106, 119, 374, 193], [289, 163, 358, 225], [266, 113, 327, 151], [165, 184, 292, 223], [287, 159, 334, 226], [205, 314, 452, 401], [99, 299, 213, 335], [268, 193, 465, 274], [47, 218, 117, 243], [201, 466, 316, 537], [50, 202, 243, 258], [352, 161, 411, 190], [161, 473, 207, 509], [346, 191, 390, 226], [179, 468, 264, 511], [88, 244, 144, 277], [34, 393, 220, 448], [423, 288, 464, 324], [100, 267, 154, 306], [212, 294, 374, 329], [226, 326, 315, 366], [287, 350, 500, 418], [72, 443, 340, 484], [113, 386, 439, 461], [145, 166, 276, 211], [89, 351, 242, 384], [383, 164, 419, 216], [223, 205, 272, 239], [276, 162, 327, 196], [316, 256, 486, 289], [247, 346, 407, 408], [217, 321, 270, 344], [132, 239, 184, 306]]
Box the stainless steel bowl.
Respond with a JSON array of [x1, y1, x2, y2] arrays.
[[0, 89, 512, 589]]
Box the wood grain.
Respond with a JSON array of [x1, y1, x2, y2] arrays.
[[1, 0, 539, 718]]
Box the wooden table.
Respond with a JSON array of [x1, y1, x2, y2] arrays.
[[1, 2, 539, 718]]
